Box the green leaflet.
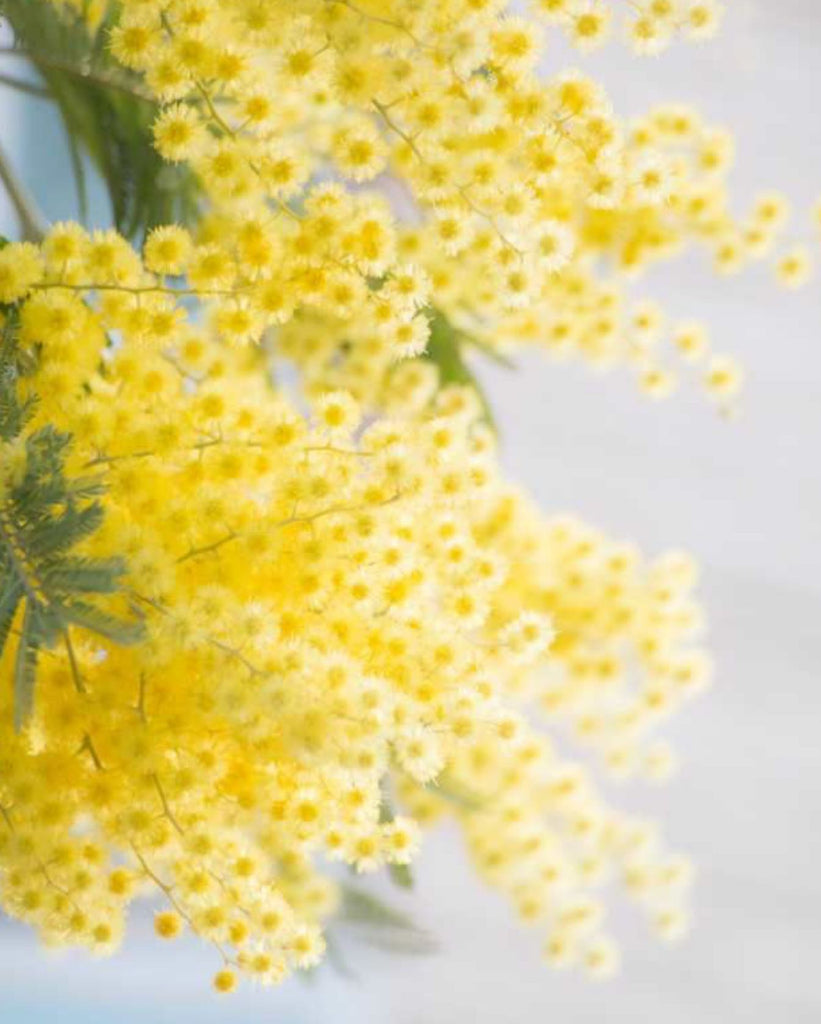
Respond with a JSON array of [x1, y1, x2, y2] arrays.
[[379, 783, 415, 889], [1, 0, 201, 240], [337, 885, 437, 956], [387, 861, 414, 890], [11, 599, 37, 731], [303, 886, 434, 982], [421, 310, 508, 432], [0, 311, 142, 730]]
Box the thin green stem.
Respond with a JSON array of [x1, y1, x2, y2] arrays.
[[0, 70, 50, 99], [176, 531, 238, 564], [33, 280, 238, 298], [0, 138, 47, 242], [152, 772, 185, 835], [64, 627, 88, 695], [0, 47, 154, 103]]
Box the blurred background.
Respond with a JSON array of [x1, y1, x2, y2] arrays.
[[1, 1, 820, 1020]]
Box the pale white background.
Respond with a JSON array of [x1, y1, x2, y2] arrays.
[[1, 1, 820, 1020]]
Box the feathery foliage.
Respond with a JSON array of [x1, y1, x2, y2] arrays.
[[0, 297, 142, 730]]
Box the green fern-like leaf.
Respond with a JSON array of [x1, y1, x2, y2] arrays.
[[0, 578, 22, 673], [0, 314, 142, 729]]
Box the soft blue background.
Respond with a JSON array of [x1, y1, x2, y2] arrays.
[[2, 1, 821, 1020]]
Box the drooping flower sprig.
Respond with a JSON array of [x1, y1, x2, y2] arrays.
[[0, 255, 708, 984]]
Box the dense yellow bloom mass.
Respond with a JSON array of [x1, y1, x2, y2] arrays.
[[0, 232, 706, 985], [1, 0, 800, 992], [47, 0, 788, 409]]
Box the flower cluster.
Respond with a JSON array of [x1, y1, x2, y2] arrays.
[[2, 0, 802, 993], [0, 221, 706, 986], [41, 0, 792, 411]]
